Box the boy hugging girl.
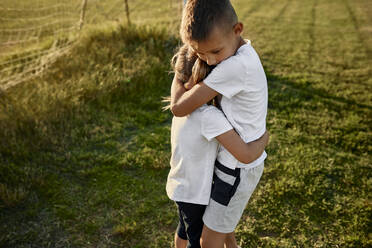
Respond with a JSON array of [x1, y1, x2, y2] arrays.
[[166, 0, 268, 247]]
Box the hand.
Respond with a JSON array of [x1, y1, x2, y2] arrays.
[[262, 130, 270, 147], [184, 77, 197, 90]]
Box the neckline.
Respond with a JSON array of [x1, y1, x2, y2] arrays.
[[237, 39, 251, 53]]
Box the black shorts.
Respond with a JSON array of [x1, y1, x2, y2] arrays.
[[176, 201, 206, 248]]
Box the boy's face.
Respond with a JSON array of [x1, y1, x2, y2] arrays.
[[189, 23, 243, 66]]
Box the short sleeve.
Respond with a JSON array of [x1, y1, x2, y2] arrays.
[[200, 106, 233, 141], [203, 57, 244, 98]]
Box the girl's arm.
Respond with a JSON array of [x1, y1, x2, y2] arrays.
[[170, 75, 218, 117], [216, 130, 269, 164]]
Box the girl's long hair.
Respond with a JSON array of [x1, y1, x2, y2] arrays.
[[163, 44, 212, 110]]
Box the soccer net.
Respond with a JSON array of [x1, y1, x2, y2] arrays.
[[0, 0, 182, 92], [0, 0, 84, 91]]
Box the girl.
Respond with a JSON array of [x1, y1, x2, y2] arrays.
[[165, 44, 268, 248]]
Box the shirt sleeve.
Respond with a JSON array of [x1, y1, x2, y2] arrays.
[[203, 56, 244, 98], [200, 106, 233, 141]]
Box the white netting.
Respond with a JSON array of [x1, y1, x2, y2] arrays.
[[0, 0, 83, 91], [0, 0, 182, 91], [0, 1, 82, 90]]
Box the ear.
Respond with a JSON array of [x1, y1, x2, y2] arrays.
[[233, 22, 244, 35]]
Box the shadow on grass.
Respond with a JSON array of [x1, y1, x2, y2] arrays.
[[246, 72, 371, 247], [266, 71, 370, 155]]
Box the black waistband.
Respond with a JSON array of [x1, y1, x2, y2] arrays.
[[215, 160, 239, 177]]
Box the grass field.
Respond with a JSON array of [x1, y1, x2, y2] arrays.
[[0, 0, 371, 247]]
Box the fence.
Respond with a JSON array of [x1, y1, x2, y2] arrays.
[[0, 0, 183, 92]]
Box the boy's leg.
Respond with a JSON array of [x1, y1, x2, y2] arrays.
[[224, 232, 238, 248], [200, 224, 226, 248], [202, 161, 264, 248], [200, 225, 238, 248], [176, 201, 206, 248]]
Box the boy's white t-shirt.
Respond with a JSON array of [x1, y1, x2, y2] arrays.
[[204, 40, 268, 170], [166, 105, 233, 205]]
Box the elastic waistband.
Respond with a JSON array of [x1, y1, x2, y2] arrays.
[[215, 160, 239, 176]]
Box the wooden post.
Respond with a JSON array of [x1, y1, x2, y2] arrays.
[[79, 0, 88, 31], [124, 0, 131, 25]]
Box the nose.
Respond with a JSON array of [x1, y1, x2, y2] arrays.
[[206, 56, 216, 66]]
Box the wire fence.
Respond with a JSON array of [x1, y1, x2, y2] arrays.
[[0, 0, 184, 92], [4, 0, 368, 92]]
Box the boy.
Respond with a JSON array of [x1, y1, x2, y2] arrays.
[[170, 1, 268, 247]]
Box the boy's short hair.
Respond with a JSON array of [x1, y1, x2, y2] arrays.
[[181, 0, 238, 43]]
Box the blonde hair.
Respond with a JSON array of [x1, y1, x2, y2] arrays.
[[163, 44, 212, 110], [172, 44, 210, 84]]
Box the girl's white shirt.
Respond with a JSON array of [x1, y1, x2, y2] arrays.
[[166, 104, 233, 205]]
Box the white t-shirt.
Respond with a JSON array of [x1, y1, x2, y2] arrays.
[[204, 40, 268, 170], [166, 105, 233, 205]]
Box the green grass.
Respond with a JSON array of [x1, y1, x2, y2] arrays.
[[0, 0, 371, 247], [0, 24, 178, 247]]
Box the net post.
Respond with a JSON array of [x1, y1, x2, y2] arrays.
[[79, 0, 88, 31], [124, 0, 131, 25]]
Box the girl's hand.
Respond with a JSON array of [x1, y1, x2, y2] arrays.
[[262, 130, 270, 146], [184, 77, 197, 90]]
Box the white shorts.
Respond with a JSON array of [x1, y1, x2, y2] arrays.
[[202, 160, 264, 233]]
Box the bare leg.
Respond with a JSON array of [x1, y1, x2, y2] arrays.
[[175, 232, 187, 248], [224, 232, 238, 248], [200, 224, 226, 248]]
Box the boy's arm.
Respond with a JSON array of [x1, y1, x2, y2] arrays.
[[170, 75, 218, 117], [216, 130, 269, 164]]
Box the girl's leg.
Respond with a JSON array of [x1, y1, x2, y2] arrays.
[[176, 201, 206, 248], [175, 232, 188, 248], [200, 224, 226, 248]]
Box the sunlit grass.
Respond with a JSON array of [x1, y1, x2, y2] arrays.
[[0, 0, 371, 247]]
